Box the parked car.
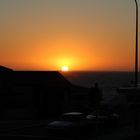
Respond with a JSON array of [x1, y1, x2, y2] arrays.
[[47, 111, 120, 139], [47, 112, 92, 139], [86, 112, 120, 130]]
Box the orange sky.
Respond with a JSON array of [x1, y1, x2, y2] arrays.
[[0, 0, 140, 71]]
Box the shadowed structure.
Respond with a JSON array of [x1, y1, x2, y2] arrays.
[[0, 66, 89, 120]]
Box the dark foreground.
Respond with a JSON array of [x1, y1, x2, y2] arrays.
[[0, 118, 139, 140]]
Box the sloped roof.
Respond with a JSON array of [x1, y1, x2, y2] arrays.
[[0, 66, 71, 87], [0, 66, 13, 72], [0, 66, 88, 91], [12, 71, 72, 87]]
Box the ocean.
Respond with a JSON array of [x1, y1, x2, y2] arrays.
[[61, 71, 140, 102]]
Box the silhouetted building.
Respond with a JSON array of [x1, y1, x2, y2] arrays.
[[0, 66, 92, 120], [0, 66, 73, 120]]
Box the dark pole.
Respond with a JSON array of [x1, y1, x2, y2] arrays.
[[134, 0, 139, 87], [134, 0, 139, 131]]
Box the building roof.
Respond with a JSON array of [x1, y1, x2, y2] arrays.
[[12, 71, 71, 87], [0, 66, 71, 88], [0, 66, 89, 92], [0, 66, 13, 72]]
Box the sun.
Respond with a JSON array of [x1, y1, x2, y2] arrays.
[[61, 66, 69, 72]]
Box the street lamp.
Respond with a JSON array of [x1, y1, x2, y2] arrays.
[[134, 0, 139, 87], [133, 0, 139, 131]]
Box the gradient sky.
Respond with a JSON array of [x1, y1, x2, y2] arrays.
[[0, 0, 139, 71]]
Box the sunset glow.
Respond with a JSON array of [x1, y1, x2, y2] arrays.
[[0, 0, 139, 71]]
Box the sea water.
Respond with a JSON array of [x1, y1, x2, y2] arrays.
[[61, 71, 140, 102]]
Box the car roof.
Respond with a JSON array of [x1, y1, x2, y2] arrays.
[[63, 112, 84, 116]]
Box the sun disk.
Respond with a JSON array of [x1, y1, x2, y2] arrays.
[[61, 66, 69, 72]]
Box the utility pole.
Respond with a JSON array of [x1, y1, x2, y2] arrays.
[[134, 0, 139, 87], [133, 0, 139, 131]]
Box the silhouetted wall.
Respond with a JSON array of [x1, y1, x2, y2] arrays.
[[0, 67, 89, 120]]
